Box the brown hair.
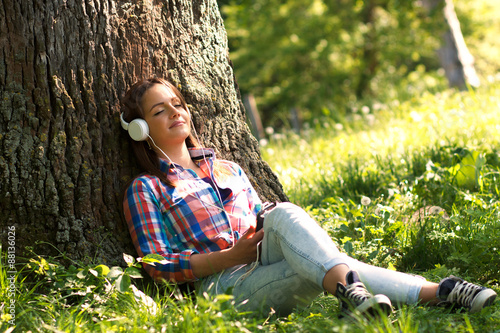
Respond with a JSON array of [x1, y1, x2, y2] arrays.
[[120, 78, 200, 187]]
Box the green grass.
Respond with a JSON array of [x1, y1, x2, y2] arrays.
[[2, 77, 500, 332]]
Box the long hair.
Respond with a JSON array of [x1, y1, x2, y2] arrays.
[[120, 78, 200, 187]]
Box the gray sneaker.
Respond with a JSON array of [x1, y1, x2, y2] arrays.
[[437, 275, 497, 313], [336, 270, 392, 318]]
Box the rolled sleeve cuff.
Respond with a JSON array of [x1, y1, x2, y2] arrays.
[[179, 250, 198, 281]]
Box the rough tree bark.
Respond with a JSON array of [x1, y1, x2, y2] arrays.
[[0, 0, 287, 265]]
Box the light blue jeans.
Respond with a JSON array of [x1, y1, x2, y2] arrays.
[[196, 203, 425, 315]]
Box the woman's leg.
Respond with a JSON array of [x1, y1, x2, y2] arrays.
[[199, 202, 424, 314], [259, 202, 425, 305], [198, 202, 494, 315], [342, 258, 426, 305], [196, 261, 323, 316], [196, 201, 341, 315]]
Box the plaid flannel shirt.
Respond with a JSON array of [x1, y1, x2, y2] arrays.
[[123, 148, 262, 283]]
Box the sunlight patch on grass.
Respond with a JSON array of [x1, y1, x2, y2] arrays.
[[263, 83, 500, 205]]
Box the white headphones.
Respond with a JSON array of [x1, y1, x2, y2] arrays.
[[120, 113, 149, 141], [120, 112, 173, 162]]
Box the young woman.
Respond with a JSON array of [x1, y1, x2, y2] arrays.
[[121, 78, 496, 317]]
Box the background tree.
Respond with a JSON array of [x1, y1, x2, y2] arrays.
[[422, 0, 480, 89], [0, 0, 287, 264]]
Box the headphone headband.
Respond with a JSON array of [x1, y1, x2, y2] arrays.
[[120, 113, 129, 130]]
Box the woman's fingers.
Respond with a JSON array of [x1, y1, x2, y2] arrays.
[[241, 225, 256, 239], [229, 226, 265, 264], [240, 226, 264, 243], [253, 229, 264, 242]]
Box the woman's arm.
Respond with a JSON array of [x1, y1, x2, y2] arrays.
[[190, 226, 264, 278]]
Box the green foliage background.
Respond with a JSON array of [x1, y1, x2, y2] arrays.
[[220, 0, 500, 128], [261, 81, 500, 281]]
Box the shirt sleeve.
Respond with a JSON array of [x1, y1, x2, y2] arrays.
[[123, 178, 198, 283]]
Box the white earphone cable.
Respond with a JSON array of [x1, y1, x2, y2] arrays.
[[188, 111, 261, 282], [148, 130, 236, 237], [188, 110, 237, 240]]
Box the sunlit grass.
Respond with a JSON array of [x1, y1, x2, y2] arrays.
[[262, 80, 500, 207], [257, 79, 500, 331]]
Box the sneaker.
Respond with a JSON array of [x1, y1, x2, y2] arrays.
[[336, 270, 393, 318], [437, 275, 497, 313]]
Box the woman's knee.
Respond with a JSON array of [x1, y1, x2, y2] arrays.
[[264, 202, 305, 224], [264, 202, 315, 230], [275, 202, 301, 211]]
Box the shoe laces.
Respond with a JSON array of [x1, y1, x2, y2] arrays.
[[345, 282, 372, 305], [448, 281, 482, 308]]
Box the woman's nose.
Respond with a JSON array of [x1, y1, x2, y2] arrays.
[[168, 106, 180, 118]]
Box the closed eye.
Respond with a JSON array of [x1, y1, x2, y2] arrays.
[[172, 97, 183, 109], [154, 109, 164, 116]]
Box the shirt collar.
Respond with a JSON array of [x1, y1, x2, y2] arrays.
[[158, 147, 216, 172], [188, 147, 216, 161]]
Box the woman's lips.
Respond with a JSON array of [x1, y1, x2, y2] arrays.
[[169, 120, 185, 128]]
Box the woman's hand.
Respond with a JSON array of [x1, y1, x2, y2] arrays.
[[227, 226, 264, 265], [189, 226, 264, 278]]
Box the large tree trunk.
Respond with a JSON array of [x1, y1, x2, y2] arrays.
[[0, 0, 287, 265]]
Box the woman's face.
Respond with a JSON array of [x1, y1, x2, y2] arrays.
[[141, 83, 191, 150]]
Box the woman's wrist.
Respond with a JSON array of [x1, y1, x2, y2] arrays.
[[219, 247, 243, 267], [190, 249, 239, 278]]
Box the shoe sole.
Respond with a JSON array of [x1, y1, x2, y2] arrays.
[[470, 289, 497, 313], [356, 294, 393, 317]]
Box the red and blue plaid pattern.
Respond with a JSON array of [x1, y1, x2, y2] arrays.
[[123, 148, 262, 283]]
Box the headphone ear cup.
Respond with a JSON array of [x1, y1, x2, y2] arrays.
[[128, 119, 149, 141]]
